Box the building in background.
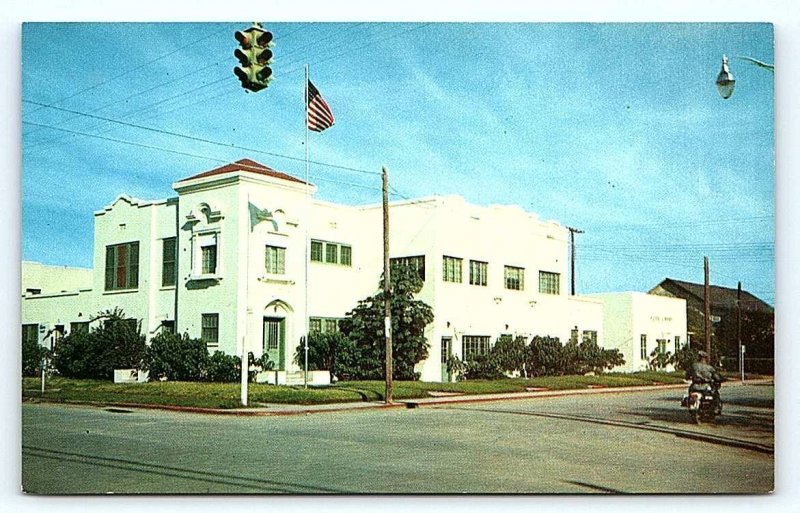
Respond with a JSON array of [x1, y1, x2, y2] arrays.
[[649, 279, 774, 374], [587, 292, 687, 373], [21, 158, 605, 383]]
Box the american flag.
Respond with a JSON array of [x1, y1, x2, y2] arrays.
[[307, 80, 335, 132]]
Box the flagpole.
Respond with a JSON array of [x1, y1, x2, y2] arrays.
[[304, 64, 310, 389], [241, 193, 250, 406]]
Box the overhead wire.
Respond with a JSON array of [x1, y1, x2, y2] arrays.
[[273, 23, 434, 79], [24, 23, 238, 119], [24, 115, 772, 293], [25, 24, 315, 145], [24, 24, 398, 155]]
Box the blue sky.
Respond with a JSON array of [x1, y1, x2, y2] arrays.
[[21, 22, 775, 303]]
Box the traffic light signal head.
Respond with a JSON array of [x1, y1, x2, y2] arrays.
[[233, 24, 274, 92]]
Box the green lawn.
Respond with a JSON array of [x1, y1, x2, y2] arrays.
[[22, 377, 365, 409], [22, 371, 690, 409], [334, 371, 689, 401]]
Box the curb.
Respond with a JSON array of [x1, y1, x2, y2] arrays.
[[23, 379, 773, 417], [23, 398, 405, 417], [399, 378, 774, 409]]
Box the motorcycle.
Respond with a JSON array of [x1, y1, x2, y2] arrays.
[[680, 380, 722, 424]]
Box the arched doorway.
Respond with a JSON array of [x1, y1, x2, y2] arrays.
[[262, 300, 292, 371]]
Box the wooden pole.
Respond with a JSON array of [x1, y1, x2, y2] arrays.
[[383, 166, 393, 404], [567, 227, 584, 296], [737, 281, 743, 381], [704, 256, 711, 358]]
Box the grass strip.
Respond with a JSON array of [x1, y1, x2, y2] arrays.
[[22, 371, 691, 409]]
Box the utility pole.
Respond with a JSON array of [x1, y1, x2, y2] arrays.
[[567, 226, 584, 296], [704, 256, 711, 358], [737, 281, 743, 382], [383, 166, 393, 404]]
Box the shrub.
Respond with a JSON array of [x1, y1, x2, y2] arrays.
[[293, 331, 349, 379], [492, 335, 529, 376], [448, 335, 626, 381], [205, 351, 241, 382], [52, 330, 98, 378], [144, 332, 208, 381], [22, 333, 49, 377], [52, 309, 146, 380], [526, 336, 564, 376], [648, 348, 672, 371], [446, 354, 467, 381], [580, 340, 626, 374], [668, 344, 698, 374], [463, 354, 505, 380]]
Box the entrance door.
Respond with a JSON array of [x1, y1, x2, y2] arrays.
[[441, 336, 452, 382], [263, 317, 286, 370]]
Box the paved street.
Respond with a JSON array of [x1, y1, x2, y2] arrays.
[[21, 383, 773, 494]]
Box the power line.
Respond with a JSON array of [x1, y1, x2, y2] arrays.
[[23, 100, 382, 177], [49, 22, 435, 146], [581, 246, 758, 283], [274, 23, 434, 79], [22, 118, 417, 200], [37, 24, 370, 135], [23, 114, 385, 184], [584, 215, 773, 230], [276, 22, 369, 64], [26, 24, 317, 144], [23, 121, 232, 164], [115, 23, 433, 127], [84, 25, 319, 128], [24, 60, 232, 147], [24, 24, 236, 118]]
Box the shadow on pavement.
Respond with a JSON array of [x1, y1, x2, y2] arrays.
[[655, 394, 773, 410], [624, 405, 774, 434]]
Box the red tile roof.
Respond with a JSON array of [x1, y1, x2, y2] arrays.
[[179, 159, 307, 185]]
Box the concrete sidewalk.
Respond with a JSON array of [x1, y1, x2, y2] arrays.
[[94, 377, 772, 416], [400, 377, 773, 408]]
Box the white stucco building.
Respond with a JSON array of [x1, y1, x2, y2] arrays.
[[22, 158, 609, 382], [587, 292, 687, 372]]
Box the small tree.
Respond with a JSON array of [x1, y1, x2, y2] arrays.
[[52, 330, 98, 379], [338, 265, 434, 380]]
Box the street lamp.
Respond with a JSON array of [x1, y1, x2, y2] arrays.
[[715, 55, 735, 99], [715, 54, 774, 99]]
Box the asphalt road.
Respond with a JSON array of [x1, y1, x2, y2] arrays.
[[21, 383, 773, 494]]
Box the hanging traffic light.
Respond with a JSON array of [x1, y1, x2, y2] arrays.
[[233, 24, 274, 92]]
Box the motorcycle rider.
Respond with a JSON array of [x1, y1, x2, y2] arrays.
[[685, 350, 724, 415]]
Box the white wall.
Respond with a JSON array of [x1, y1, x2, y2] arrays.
[[589, 292, 687, 372], [93, 195, 178, 339], [22, 165, 608, 383], [21, 262, 92, 295]]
